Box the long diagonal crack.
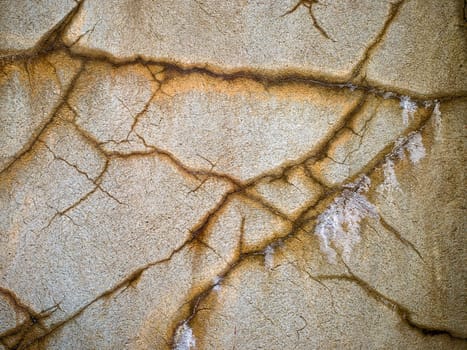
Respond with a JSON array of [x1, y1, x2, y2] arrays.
[[165, 104, 466, 346], [0, 63, 86, 178], [1, 9, 465, 347], [349, 0, 406, 81], [376, 216, 425, 263], [2, 87, 462, 349]]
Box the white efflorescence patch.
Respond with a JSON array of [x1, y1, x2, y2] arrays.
[[378, 159, 401, 195], [432, 101, 442, 140], [314, 176, 378, 264], [399, 96, 418, 125], [264, 245, 274, 269], [378, 131, 426, 195], [404, 132, 426, 164], [212, 276, 222, 292], [173, 322, 196, 350], [393, 131, 426, 164]]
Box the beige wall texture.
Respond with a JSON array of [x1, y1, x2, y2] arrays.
[[0, 0, 466, 349]]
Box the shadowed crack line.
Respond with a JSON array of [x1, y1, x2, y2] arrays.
[[0, 63, 86, 178], [1, 86, 439, 348], [0, 288, 62, 350], [167, 105, 464, 346], [12, 186, 242, 349], [2, 97, 440, 347], [3, 163, 312, 348], [0, 19, 464, 347], [349, 0, 406, 82], [8, 104, 458, 349], [337, 260, 466, 340], [109, 91, 369, 198], [281, 0, 335, 41], [375, 216, 425, 263], [3, 46, 466, 101]]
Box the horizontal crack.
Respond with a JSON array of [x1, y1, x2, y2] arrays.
[[2, 46, 466, 101], [1, 16, 464, 347]]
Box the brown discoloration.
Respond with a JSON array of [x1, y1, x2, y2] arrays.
[[0, 5, 465, 348], [0, 288, 61, 350], [0, 74, 450, 349], [282, 0, 335, 41], [349, 0, 406, 82], [168, 101, 459, 347]]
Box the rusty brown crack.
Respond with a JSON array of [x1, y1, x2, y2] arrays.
[[121, 91, 370, 195], [375, 216, 425, 263], [3, 45, 465, 101], [349, 0, 406, 82], [1, 13, 464, 347], [10, 187, 241, 350], [316, 101, 435, 189], [108, 137, 243, 190], [166, 104, 458, 346], [0, 70, 443, 349], [0, 62, 85, 178], [0, 287, 62, 350], [338, 259, 466, 340], [316, 271, 465, 340], [6, 103, 453, 349], [281, 0, 335, 41], [167, 193, 334, 348], [6, 166, 318, 349]]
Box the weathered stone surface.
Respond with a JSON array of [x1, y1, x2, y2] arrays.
[[308, 95, 427, 186], [134, 74, 363, 182], [356, 99, 467, 336], [0, 1, 466, 350], [0, 124, 231, 335], [68, 61, 158, 154], [63, 0, 393, 80], [0, 0, 76, 56], [0, 52, 82, 172], [364, 0, 467, 97], [191, 259, 464, 349], [247, 165, 323, 219]]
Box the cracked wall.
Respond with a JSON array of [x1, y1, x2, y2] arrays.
[[0, 0, 466, 349]]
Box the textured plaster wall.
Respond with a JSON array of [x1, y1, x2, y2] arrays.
[[0, 1, 466, 349]]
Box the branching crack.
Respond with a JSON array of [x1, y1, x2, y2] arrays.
[[166, 104, 461, 346], [0, 63, 86, 178], [282, 0, 335, 41], [1, 10, 464, 347], [0, 287, 62, 350]]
